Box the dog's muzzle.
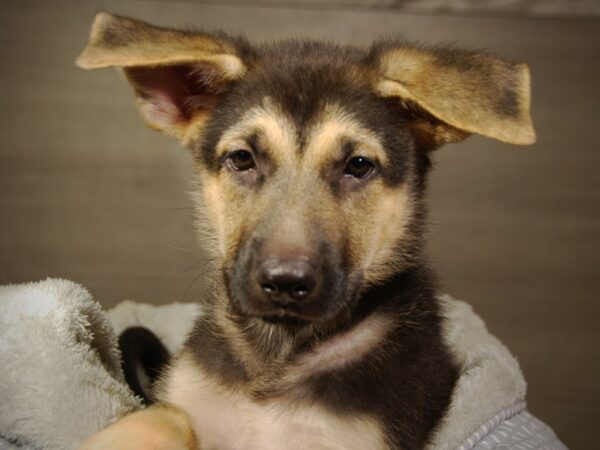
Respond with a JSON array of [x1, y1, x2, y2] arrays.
[[226, 239, 351, 324]]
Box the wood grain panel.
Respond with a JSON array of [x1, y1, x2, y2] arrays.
[[0, 1, 598, 447], [149, 0, 600, 17]]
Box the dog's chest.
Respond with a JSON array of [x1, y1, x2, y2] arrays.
[[160, 353, 387, 450]]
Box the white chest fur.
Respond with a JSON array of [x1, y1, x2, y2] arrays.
[[159, 314, 394, 450], [160, 353, 387, 450]]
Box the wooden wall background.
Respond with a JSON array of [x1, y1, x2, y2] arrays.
[[1, 1, 598, 448]]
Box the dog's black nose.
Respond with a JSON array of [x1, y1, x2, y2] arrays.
[[257, 258, 317, 302]]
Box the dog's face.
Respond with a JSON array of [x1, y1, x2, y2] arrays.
[[199, 61, 416, 324], [77, 13, 535, 325]]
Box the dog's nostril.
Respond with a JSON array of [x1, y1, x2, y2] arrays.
[[290, 284, 309, 300], [261, 283, 278, 295]]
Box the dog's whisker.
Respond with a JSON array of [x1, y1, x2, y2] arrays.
[[181, 258, 213, 273], [181, 271, 208, 302], [168, 245, 198, 254]]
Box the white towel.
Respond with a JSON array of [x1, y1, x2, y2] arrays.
[[0, 279, 141, 450]]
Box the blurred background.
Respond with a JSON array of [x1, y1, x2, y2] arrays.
[[1, 0, 598, 447]]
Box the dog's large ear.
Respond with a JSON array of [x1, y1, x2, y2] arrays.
[[371, 43, 536, 150], [76, 13, 249, 145]]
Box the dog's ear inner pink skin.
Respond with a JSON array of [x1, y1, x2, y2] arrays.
[[76, 12, 248, 144]]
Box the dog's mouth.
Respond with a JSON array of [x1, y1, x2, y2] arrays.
[[256, 297, 350, 325], [227, 271, 363, 327]]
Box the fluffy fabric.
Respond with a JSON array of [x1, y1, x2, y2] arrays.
[[108, 300, 201, 356], [0, 279, 141, 450], [427, 295, 528, 449], [0, 279, 565, 449]]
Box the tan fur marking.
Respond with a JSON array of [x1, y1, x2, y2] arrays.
[[215, 98, 298, 164], [181, 112, 217, 148], [360, 186, 413, 284], [201, 178, 228, 257], [159, 352, 388, 450], [304, 105, 388, 168], [283, 312, 395, 385]]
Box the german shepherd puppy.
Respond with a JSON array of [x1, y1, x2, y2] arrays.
[[76, 12, 535, 450]]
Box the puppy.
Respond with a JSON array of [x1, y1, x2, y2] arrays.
[[76, 12, 535, 450]]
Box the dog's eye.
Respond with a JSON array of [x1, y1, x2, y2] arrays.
[[344, 156, 375, 179], [228, 150, 256, 171]]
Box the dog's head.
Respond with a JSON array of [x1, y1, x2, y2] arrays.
[[78, 13, 535, 325]]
